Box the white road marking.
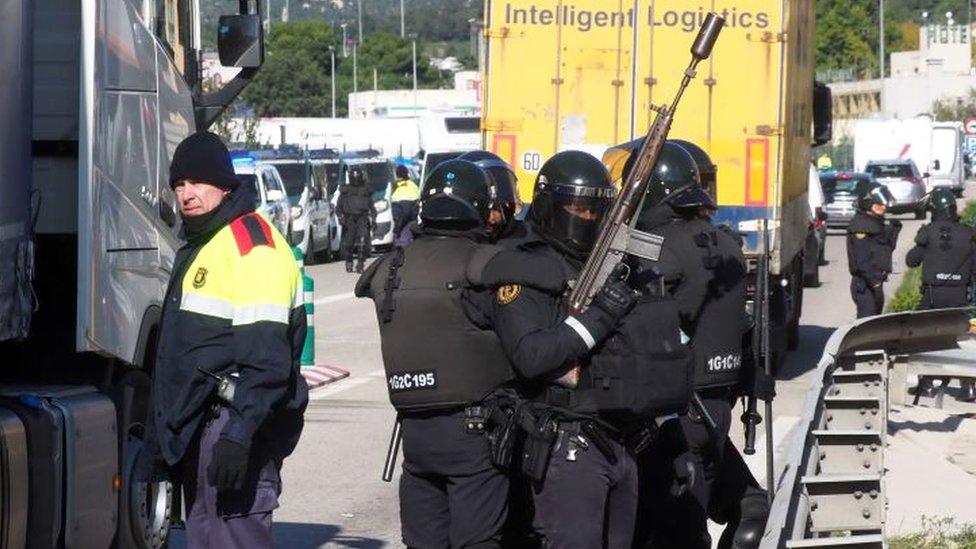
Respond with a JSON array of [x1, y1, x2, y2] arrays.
[[742, 414, 801, 487], [315, 291, 356, 305], [310, 368, 385, 400]]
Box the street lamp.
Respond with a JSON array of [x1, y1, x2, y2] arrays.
[[879, 0, 885, 79], [329, 46, 336, 118], [400, 0, 406, 38], [358, 0, 364, 45]]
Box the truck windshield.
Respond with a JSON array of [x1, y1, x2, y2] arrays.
[[867, 164, 914, 179], [274, 163, 309, 197]]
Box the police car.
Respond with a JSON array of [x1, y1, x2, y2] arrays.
[[231, 154, 292, 239]]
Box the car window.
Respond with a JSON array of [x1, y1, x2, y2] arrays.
[[267, 169, 285, 194], [275, 162, 309, 197], [866, 164, 914, 179], [363, 162, 396, 194], [238, 173, 262, 206]]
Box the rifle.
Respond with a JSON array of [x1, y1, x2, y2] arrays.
[[556, 12, 725, 388]]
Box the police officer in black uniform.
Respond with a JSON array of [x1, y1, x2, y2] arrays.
[[906, 187, 976, 401], [459, 150, 526, 243], [337, 166, 376, 273], [847, 183, 900, 318], [627, 142, 772, 549], [354, 160, 516, 548], [476, 151, 693, 548]]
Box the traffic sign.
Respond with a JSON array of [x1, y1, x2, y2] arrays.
[[966, 135, 976, 154], [965, 117, 976, 134]]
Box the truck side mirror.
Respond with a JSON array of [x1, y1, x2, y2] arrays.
[[218, 15, 263, 68], [812, 82, 833, 147]]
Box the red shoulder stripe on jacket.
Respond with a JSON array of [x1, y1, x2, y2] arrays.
[[230, 213, 276, 256]]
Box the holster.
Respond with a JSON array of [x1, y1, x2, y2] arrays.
[[519, 407, 557, 482]]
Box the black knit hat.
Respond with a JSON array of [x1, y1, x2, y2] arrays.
[[169, 131, 240, 190]]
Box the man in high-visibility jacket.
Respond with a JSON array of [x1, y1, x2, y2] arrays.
[[391, 164, 421, 240], [146, 132, 308, 548]]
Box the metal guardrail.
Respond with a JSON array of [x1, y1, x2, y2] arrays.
[[759, 308, 971, 549]]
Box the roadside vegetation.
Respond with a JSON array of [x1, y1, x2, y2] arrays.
[[889, 516, 976, 548]]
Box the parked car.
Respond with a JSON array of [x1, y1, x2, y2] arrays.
[[820, 170, 875, 228], [803, 164, 827, 287], [864, 159, 927, 219], [333, 152, 397, 251], [309, 148, 343, 262], [232, 155, 291, 237], [257, 149, 333, 263]]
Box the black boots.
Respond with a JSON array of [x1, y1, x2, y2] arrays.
[[345, 261, 353, 273], [355, 261, 365, 274]]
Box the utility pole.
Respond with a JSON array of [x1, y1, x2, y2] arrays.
[[879, 0, 885, 79], [358, 0, 364, 45], [412, 38, 418, 115], [400, 0, 406, 38], [353, 42, 358, 94], [330, 48, 336, 118]]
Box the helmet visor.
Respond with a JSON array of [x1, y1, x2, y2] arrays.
[[549, 183, 616, 254], [869, 186, 895, 208]]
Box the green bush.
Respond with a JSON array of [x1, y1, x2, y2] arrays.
[[960, 200, 976, 227], [886, 267, 922, 313]]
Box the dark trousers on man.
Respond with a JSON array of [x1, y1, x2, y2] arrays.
[[340, 215, 371, 268], [851, 278, 884, 318], [399, 410, 509, 548], [180, 408, 280, 549], [532, 421, 638, 549], [635, 397, 733, 549]]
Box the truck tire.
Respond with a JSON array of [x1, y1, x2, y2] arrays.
[[114, 368, 171, 548]]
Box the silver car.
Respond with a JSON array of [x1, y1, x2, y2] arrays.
[[820, 171, 874, 228], [864, 159, 927, 219]]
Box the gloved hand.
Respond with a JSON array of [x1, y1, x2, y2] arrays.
[[570, 264, 638, 348], [657, 418, 696, 497], [738, 366, 776, 402], [207, 438, 250, 492], [915, 229, 930, 246], [590, 264, 638, 321], [671, 450, 697, 497]]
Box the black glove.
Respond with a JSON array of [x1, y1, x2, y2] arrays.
[[738, 366, 776, 402], [571, 264, 638, 346], [671, 451, 697, 497], [889, 219, 902, 230], [207, 438, 250, 492]]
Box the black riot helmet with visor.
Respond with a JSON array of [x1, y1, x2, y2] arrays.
[[927, 187, 957, 218], [420, 159, 492, 231], [529, 150, 616, 259], [638, 141, 715, 214], [670, 139, 717, 200], [856, 181, 895, 212], [458, 150, 522, 234]]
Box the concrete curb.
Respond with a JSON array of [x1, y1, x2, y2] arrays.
[[301, 365, 351, 389]]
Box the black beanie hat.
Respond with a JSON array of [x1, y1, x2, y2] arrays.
[[169, 131, 241, 190]]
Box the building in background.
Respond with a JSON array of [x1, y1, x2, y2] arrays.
[[347, 71, 481, 119]]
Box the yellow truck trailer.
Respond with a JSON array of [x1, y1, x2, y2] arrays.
[[482, 0, 831, 356]]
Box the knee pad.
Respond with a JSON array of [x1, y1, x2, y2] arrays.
[[719, 490, 769, 549]]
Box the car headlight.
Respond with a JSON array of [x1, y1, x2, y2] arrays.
[[290, 205, 303, 218], [375, 200, 390, 213]]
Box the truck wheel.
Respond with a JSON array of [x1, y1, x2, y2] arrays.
[[114, 369, 171, 549]]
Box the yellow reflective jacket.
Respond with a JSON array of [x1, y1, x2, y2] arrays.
[[151, 188, 308, 465], [392, 178, 420, 202]]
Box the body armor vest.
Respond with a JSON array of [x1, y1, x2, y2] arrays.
[[369, 236, 514, 412], [920, 220, 975, 287]]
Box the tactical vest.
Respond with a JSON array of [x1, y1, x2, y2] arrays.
[[920, 220, 975, 286], [546, 294, 694, 420], [846, 213, 893, 276], [688, 224, 748, 389], [369, 236, 514, 412]]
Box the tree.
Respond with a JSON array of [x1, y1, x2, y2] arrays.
[[816, 0, 877, 78], [932, 88, 976, 121]]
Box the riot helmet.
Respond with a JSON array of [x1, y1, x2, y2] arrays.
[[856, 181, 895, 212], [529, 150, 616, 258], [927, 187, 957, 218], [640, 141, 715, 213], [459, 150, 522, 235], [348, 166, 367, 187], [671, 139, 718, 200], [420, 159, 492, 231]]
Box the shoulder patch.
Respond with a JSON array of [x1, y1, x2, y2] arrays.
[[496, 284, 522, 305], [854, 233, 867, 239], [230, 213, 276, 256], [192, 267, 208, 288]]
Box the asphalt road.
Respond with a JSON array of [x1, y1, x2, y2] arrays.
[[170, 183, 974, 547]]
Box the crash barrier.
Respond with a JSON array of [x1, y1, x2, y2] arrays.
[[759, 308, 971, 549]]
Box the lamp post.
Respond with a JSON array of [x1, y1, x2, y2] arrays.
[[358, 0, 364, 45], [879, 0, 885, 79], [401, 0, 406, 38], [341, 23, 348, 57], [412, 37, 418, 115], [353, 42, 358, 94], [329, 47, 336, 118]]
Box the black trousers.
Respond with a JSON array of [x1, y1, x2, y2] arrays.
[[340, 215, 371, 264], [851, 278, 884, 318], [635, 398, 733, 549], [399, 410, 508, 548], [919, 285, 969, 309], [532, 421, 638, 549]]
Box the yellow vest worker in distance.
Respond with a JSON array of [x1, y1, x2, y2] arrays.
[[145, 131, 308, 548], [392, 164, 421, 240]]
